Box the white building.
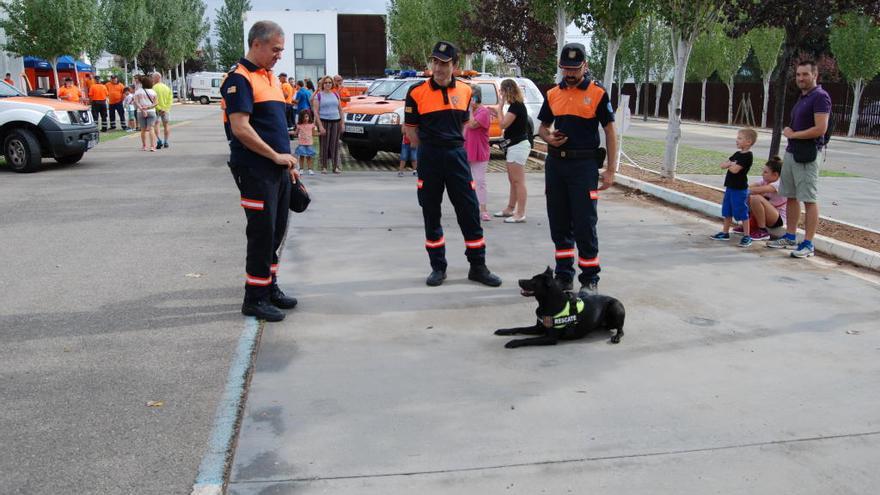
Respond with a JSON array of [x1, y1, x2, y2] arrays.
[[244, 9, 387, 82]]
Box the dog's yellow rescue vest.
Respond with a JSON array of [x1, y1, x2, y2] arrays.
[[541, 296, 585, 329]]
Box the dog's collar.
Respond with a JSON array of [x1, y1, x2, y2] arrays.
[[540, 295, 584, 329]]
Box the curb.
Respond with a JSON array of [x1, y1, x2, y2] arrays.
[[615, 173, 880, 271], [191, 317, 263, 495]]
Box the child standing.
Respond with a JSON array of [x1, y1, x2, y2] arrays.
[[464, 84, 492, 221], [710, 128, 756, 247], [293, 109, 316, 175], [123, 86, 136, 132], [398, 131, 418, 177]]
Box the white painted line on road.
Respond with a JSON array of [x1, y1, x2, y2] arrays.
[[191, 317, 263, 495]]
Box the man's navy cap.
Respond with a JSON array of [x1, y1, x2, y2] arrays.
[[431, 41, 458, 62], [559, 43, 587, 68]]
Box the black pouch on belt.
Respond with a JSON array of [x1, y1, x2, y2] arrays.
[[790, 139, 818, 163]]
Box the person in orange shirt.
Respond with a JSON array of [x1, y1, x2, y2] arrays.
[[279, 72, 295, 129], [3, 73, 14, 88], [105, 74, 128, 131], [88, 76, 109, 132], [57, 77, 81, 103], [332, 75, 351, 108]]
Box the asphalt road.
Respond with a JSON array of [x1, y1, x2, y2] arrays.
[[0, 103, 244, 494], [625, 119, 880, 180]]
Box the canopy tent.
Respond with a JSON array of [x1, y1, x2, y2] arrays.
[[23, 55, 93, 72]]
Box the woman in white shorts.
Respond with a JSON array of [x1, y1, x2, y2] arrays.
[[133, 75, 158, 151], [494, 79, 531, 223]]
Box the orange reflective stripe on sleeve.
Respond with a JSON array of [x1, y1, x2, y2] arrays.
[[270, 264, 279, 274], [416, 179, 424, 189]]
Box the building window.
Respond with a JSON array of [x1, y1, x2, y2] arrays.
[[294, 34, 326, 83]]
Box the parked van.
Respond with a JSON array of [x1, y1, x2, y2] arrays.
[[341, 76, 543, 162], [187, 72, 225, 104]]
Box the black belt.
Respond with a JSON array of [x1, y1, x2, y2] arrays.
[[547, 147, 605, 161]]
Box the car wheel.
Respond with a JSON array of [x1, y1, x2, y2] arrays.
[[348, 145, 377, 162], [200, 96, 210, 105], [55, 152, 84, 165], [3, 128, 42, 173]]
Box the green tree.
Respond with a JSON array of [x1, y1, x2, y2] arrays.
[[215, 0, 251, 70], [533, 0, 591, 80], [830, 13, 880, 137], [648, 18, 673, 118], [746, 27, 784, 128], [389, 0, 479, 69], [588, 32, 608, 81], [105, 0, 153, 85], [0, 0, 101, 92], [619, 20, 651, 116], [585, 0, 646, 92], [714, 28, 751, 124], [201, 38, 219, 72], [655, 0, 725, 178], [686, 26, 721, 123]]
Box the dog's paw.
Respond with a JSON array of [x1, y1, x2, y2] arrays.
[[505, 340, 522, 349], [610, 333, 622, 344], [495, 329, 516, 336]]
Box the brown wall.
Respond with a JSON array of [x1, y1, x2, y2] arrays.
[[337, 14, 386, 78]]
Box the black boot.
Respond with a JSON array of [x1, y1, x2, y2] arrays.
[[241, 298, 285, 321], [426, 269, 447, 286], [270, 285, 298, 309], [578, 279, 599, 297], [468, 265, 502, 287]]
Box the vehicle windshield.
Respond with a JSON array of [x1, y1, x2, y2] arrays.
[[368, 80, 404, 97], [387, 80, 422, 100], [0, 81, 24, 97]]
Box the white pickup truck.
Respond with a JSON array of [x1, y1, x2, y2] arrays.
[[0, 81, 99, 173]]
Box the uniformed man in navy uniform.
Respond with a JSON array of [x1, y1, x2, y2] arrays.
[[537, 43, 618, 296], [221, 21, 299, 321], [404, 41, 502, 287]]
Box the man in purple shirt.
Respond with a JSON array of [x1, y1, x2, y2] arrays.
[[766, 60, 831, 258]]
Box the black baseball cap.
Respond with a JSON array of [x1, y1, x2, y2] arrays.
[[559, 43, 586, 68], [431, 41, 458, 63]]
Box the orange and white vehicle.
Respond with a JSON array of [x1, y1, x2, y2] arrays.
[[0, 80, 98, 172], [341, 75, 544, 162]]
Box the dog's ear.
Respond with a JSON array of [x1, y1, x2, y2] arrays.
[[544, 266, 553, 276]]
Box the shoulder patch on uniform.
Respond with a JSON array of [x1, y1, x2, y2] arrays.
[[227, 85, 237, 94]]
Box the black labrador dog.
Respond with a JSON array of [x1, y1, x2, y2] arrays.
[[495, 267, 625, 348]]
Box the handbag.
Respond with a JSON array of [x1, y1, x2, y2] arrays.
[[790, 138, 818, 164], [289, 176, 311, 213]]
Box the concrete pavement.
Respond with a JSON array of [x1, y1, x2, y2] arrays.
[[226, 172, 880, 494]]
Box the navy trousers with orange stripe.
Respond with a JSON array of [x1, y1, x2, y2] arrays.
[[545, 156, 601, 284], [417, 143, 486, 271], [230, 163, 291, 300]]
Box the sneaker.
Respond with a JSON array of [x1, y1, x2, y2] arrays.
[[732, 226, 744, 234], [412, 170, 417, 176], [493, 210, 513, 218], [750, 228, 770, 241], [738, 235, 753, 248], [163, 141, 169, 149], [578, 280, 599, 297], [766, 235, 797, 249], [156, 140, 164, 149], [709, 232, 730, 241], [307, 170, 315, 175], [791, 241, 815, 258], [397, 171, 405, 177]]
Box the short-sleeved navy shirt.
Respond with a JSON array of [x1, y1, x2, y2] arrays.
[[724, 151, 752, 189], [786, 84, 832, 152], [538, 77, 614, 150], [221, 58, 290, 174]]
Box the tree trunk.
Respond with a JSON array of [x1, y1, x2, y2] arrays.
[[51, 57, 60, 96], [654, 80, 662, 117], [700, 78, 707, 122], [848, 78, 864, 137], [134, 58, 139, 75], [124, 59, 129, 86], [180, 60, 187, 103], [603, 37, 622, 91], [761, 76, 770, 128], [634, 84, 641, 119], [769, 40, 796, 158], [555, 6, 567, 82], [727, 75, 735, 124], [481, 50, 486, 73], [662, 36, 694, 179]]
